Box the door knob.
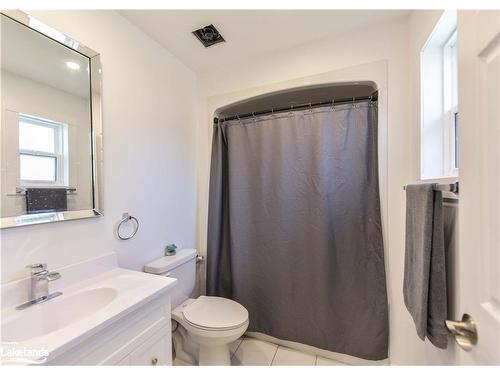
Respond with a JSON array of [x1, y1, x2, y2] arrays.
[[445, 313, 478, 351]]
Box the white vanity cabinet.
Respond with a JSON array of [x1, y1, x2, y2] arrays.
[[46, 293, 172, 365]]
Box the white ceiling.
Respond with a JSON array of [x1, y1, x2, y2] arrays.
[[1, 14, 90, 98], [120, 10, 410, 73]]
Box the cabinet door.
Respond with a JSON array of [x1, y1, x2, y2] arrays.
[[130, 333, 170, 366]]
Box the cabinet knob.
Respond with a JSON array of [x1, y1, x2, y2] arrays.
[[151, 357, 158, 365]]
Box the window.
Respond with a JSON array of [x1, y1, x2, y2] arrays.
[[19, 114, 68, 186], [420, 10, 458, 179]]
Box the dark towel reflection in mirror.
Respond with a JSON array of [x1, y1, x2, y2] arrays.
[[25, 188, 67, 214]]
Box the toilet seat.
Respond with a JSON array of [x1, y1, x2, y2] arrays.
[[182, 296, 249, 331]]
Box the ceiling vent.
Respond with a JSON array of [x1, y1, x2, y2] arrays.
[[192, 24, 225, 48]]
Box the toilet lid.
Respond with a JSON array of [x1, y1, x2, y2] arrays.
[[182, 296, 249, 330]]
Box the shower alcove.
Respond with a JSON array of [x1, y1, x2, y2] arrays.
[[203, 63, 390, 365]]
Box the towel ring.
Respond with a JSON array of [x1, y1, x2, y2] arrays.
[[117, 212, 139, 240]]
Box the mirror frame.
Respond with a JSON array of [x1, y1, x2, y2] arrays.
[[0, 10, 103, 229]]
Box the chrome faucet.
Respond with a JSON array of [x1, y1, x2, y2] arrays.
[[16, 263, 62, 310]]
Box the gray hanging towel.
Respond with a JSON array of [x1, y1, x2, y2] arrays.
[[25, 188, 68, 214], [403, 183, 448, 349]]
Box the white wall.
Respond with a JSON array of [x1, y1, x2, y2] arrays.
[[409, 10, 447, 180], [1, 70, 93, 216], [0, 10, 198, 283], [195, 15, 411, 363], [390, 10, 460, 365], [195, 13, 459, 365]]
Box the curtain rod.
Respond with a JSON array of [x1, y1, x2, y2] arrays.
[[215, 93, 378, 123]]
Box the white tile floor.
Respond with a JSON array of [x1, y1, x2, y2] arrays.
[[230, 337, 347, 366], [174, 335, 347, 366]]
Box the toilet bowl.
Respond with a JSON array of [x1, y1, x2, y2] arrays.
[[172, 296, 248, 365], [144, 249, 249, 365]]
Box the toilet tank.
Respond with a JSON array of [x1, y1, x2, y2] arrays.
[[144, 248, 197, 309]]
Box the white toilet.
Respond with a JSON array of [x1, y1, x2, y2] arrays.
[[144, 248, 249, 365]]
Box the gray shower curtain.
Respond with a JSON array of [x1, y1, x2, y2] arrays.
[[207, 102, 388, 360]]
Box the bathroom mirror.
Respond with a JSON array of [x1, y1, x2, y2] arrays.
[[0, 11, 103, 228]]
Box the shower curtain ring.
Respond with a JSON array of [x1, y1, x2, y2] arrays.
[[309, 103, 312, 112], [352, 97, 356, 108], [331, 99, 335, 111]]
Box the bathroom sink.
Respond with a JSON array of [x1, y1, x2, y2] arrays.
[[2, 287, 118, 342], [0, 254, 177, 364]]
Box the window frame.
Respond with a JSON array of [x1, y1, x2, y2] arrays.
[[444, 105, 459, 177], [443, 29, 459, 177], [443, 30, 458, 111], [18, 114, 67, 187]]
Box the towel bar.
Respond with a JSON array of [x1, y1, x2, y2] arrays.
[[403, 181, 459, 194], [14, 187, 77, 196]]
